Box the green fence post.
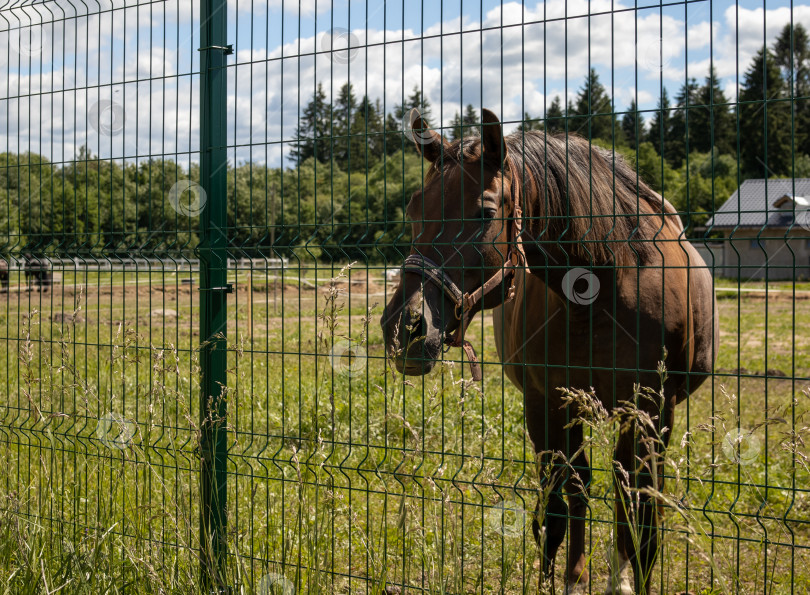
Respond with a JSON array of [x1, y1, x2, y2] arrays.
[[199, 0, 230, 590]]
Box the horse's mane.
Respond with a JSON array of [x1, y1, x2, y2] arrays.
[[429, 132, 671, 266]]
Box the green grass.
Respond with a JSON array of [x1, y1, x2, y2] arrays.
[[0, 265, 808, 594], [713, 277, 810, 293]]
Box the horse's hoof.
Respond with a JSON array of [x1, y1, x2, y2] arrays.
[[602, 578, 634, 595], [603, 564, 634, 595], [565, 583, 589, 595]]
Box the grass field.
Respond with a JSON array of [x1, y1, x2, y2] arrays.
[[0, 264, 808, 594]]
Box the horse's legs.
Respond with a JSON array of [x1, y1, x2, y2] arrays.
[[565, 446, 591, 590], [524, 392, 570, 593], [532, 450, 568, 592], [612, 418, 669, 595], [527, 419, 591, 594], [607, 464, 634, 595]]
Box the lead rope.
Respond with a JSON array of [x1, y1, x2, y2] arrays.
[[446, 156, 528, 381]]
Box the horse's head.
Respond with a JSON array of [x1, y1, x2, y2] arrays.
[[380, 108, 518, 376]]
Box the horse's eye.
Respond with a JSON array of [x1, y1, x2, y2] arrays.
[[482, 207, 498, 220]]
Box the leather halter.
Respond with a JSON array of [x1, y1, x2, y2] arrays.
[[400, 156, 530, 381]]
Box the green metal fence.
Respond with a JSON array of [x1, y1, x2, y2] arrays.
[[1, 0, 809, 593]]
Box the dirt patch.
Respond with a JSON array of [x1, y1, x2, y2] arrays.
[[716, 367, 788, 377], [24, 282, 197, 301], [321, 278, 382, 295], [238, 282, 314, 296], [50, 312, 86, 323]]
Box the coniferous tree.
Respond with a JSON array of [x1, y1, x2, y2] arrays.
[[289, 83, 332, 164], [384, 112, 403, 156], [691, 66, 735, 155], [332, 82, 357, 170], [394, 86, 433, 124], [517, 111, 543, 132], [348, 95, 384, 172], [387, 86, 435, 155], [462, 104, 478, 135], [621, 99, 644, 150], [450, 104, 480, 140], [410, 87, 433, 124], [570, 69, 616, 141], [667, 78, 700, 167], [739, 48, 792, 177], [774, 23, 810, 155], [370, 98, 387, 158], [448, 111, 463, 139], [545, 96, 565, 134], [774, 23, 810, 97], [646, 87, 672, 154]]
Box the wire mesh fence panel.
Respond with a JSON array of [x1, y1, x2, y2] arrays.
[[1, 0, 810, 593], [0, 0, 205, 590]]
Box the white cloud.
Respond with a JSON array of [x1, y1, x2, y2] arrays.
[[703, 5, 810, 98], [3, 0, 810, 165]]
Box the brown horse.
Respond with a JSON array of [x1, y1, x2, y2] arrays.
[[380, 109, 718, 594], [0, 259, 8, 292], [24, 254, 52, 292]]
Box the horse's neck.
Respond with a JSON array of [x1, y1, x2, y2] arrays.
[[521, 235, 597, 271]]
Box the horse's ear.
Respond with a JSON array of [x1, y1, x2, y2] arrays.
[[409, 108, 446, 162], [481, 108, 507, 164]]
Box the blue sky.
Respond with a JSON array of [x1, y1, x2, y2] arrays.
[[1, 0, 809, 167]]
